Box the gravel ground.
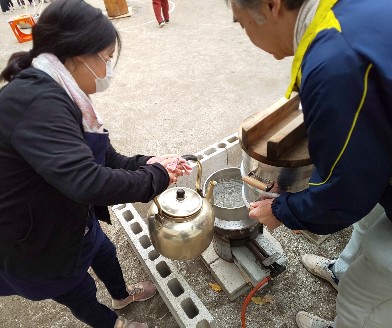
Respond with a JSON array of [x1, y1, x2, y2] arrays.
[[0, 0, 352, 327]]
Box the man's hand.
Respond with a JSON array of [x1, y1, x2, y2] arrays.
[[248, 198, 282, 230]]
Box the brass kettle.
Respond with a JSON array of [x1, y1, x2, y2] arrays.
[[147, 159, 216, 260]]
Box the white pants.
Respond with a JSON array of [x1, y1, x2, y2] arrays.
[[333, 204, 384, 280], [332, 205, 392, 328]]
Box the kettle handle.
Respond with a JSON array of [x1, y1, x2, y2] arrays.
[[154, 213, 163, 230], [182, 154, 198, 161], [182, 154, 203, 196], [153, 196, 163, 217], [153, 197, 164, 229]]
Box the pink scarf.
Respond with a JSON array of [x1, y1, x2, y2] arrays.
[[32, 53, 104, 133]]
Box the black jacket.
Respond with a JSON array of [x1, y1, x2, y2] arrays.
[[0, 68, 169, 280]]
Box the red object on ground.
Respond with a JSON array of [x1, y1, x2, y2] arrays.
[[8, 14, 36, 43]]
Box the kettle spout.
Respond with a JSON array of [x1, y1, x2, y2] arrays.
[[205, 180, 217, 204]]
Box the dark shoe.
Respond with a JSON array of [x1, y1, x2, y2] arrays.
[[164, 20, 170, 24]]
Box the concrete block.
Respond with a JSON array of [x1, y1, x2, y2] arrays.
[[300, 230, 330, 245], [231, 246, 271, 286], [222, 133, 242, 168], [197, 147, 230, 185], [209, 258, 250, 301], [178, 134, 242, 190], [255, 230, 288, 267], [201, 243, 220, 266], [112, 204, 216, 328]]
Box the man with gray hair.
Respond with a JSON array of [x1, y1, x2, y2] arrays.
[[226, 0, 392, 327]]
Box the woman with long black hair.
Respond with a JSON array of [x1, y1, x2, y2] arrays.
[[0, 0, 190, 327]]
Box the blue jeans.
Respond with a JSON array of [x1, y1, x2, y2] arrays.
[[53, 233, 129, 328]]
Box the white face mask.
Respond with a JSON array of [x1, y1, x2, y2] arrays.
[[83, 53, 113, 93]]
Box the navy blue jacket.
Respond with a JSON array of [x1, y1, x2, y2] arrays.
[[0, 68, 169, 279], [272, 0, 392, 234]]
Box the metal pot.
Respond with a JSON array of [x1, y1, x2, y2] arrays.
[[147, 161, 217, 260], [241, 151, 314, 206], [203, 167, 249, 221], [203, 167, 261, 262]]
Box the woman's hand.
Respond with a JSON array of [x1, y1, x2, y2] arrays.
[[248, 199, 282, 230], [146, 154, 179, 165], [147, 155, 192, 185]]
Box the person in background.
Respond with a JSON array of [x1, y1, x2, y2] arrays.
[[16, 0, 26, 9], [0, 0, 191, 327], [225, 0, 392, 327], [152, 0, 169, 28], [8, 0, 15, 10], [1, 0, 10, 13], [1, 0, 14, 12]]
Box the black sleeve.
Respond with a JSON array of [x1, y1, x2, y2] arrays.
[[106, 143, 152, 170], [10, 92, 169, 206]]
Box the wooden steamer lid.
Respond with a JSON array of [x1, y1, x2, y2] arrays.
[[239, 94, 311, 168]]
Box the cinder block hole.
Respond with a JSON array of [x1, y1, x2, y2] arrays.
[[115, 204, 126, 210], [204, 148, 216, 156], [227, 136, 238, 143], [196, 154, 204, 160], [139, 235, 151, 249], [196, 320, 213, 328], [167, 278, 184, 297], [181, 298, 199, 319], [156, 261, 171, 278], [130, 222, 143, 235], [148, 250, 159, 261], [122, 210, 134, 222], [217, 143, 227, 148]]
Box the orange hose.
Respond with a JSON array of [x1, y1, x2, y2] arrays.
[[241, 276, 271, 328]]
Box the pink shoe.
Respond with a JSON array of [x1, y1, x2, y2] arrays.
[[114, 316, 148, 328], [112, 282, 156, 310]]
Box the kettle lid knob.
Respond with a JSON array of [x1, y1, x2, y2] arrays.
[[176, 189, 186, 200]]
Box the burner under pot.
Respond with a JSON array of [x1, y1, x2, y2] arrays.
[[204, 167, 260, 261]]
